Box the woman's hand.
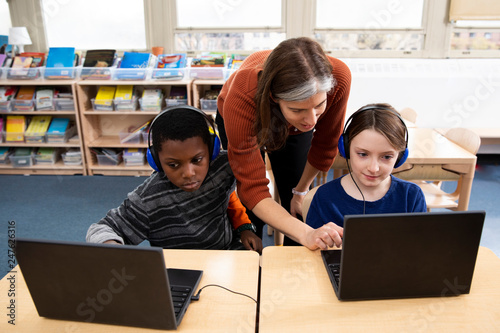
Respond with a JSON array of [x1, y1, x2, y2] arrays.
[[290, 194, 305, 219], [304, 222, 343, 250]]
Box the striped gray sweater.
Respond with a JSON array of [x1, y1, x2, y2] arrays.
[[86, 151, 240, 249]]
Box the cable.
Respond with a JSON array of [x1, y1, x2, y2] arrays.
[[191, 284, 257, 303], [346, 159, 366, 215]]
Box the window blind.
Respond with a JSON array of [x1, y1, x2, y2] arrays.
[[449, 0, 500, 21]]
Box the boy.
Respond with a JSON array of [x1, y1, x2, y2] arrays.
[[86, 106, 262, 253]]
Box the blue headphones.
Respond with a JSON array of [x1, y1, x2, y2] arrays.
[[338, 105, 409, 169], [146, 105, 221, 172]]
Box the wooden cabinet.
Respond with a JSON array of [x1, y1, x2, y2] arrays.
[[76, 79, 193, 176], [191, 79, 224, 116], [0, 80, 86, 175]]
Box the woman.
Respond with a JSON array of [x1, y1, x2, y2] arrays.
[[216, 37, 351, 250]]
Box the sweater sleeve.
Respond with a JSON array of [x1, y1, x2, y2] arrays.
[[218, 51, 272, 210], [86, 182, 150, 245], [227, 191, 252, 230]]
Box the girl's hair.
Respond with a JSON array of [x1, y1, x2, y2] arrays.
[[345, 103, 407, 159], [253, 37, 335, 152], [152, 108, 211, 154]]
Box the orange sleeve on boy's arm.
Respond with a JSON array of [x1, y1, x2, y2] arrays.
[[227, 191, 252, 230]]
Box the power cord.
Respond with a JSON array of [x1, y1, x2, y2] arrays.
[[346, 159, 366, 215], [191, 284, 257, 303]]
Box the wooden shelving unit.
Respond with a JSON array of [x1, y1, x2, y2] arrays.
[[191, 79, 224, 116], [76, 79, 193, 176], [0, 79, 86, 175]]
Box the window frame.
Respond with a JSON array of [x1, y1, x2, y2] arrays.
[[5, 0, 500, 59]]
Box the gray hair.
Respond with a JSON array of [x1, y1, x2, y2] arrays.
[[274, 75, 336, 101]]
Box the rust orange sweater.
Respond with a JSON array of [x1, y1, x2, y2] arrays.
[[218, 50, 351, 210]]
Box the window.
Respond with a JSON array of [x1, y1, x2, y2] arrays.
[[0, 0, 12, 35], [450, 21, 500, 54], [314, 0, 426, 55], [174, 0, 285, 52], [41, 0, 146, 50]]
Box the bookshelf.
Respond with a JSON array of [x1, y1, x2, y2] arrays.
[[191, 79, 224, 117], [76, 79, 193, 176], [0, 80, 86, 175]]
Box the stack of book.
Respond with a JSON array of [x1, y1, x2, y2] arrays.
[[123, 148, 145, 166], [114, 85, 137, 111], [61, 148, 82, 166], [81, 49, 117, 80], [152, 53, 186, 80], [93, 86, 116, 111], [46, 118, 70, 143], [10, 147, 33, 167], [0, 147, 12, 164], [119, 120, 151, 144], [25, 115, 52, 143], [44, 47, 78, 79], [5, 115, 26, 143], [13, 86, 36, 111], [54, 90, 74, 111], [34, 147, 57, 165], [140, 89, 163, 111], [92, 148, 123, 166], [35, 88, 54, 111], [115, 52, 152, 80], [0, 86, 18, 112], [165, 86, 188, 107]]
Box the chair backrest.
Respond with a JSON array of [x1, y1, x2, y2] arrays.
[[301, 185, 321, 221], [444, 128, 481, 154]]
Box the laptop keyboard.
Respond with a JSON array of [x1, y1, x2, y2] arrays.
[[328, 264, 341, 285], [170, 286, 192, 318]]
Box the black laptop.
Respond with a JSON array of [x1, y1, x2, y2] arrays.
[[15, 238, 203, 330], [321, 211, 485, 301]]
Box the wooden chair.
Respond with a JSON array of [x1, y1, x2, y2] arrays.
[[414, 128, 481, 211], [301, 185, 321, 223], [265, 153, 284, 245]]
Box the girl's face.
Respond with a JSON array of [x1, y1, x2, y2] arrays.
[[157, 136, 210, 192], [348, 129, 399, 190], [277, 92, 327, 132]]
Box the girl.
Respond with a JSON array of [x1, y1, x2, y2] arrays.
[[306, 103, 427, 229]]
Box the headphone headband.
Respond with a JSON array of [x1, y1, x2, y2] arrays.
[[146, 105, 221, 172], [338, 105, 409, 168]]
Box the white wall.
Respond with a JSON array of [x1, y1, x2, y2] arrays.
[[342, 58, 500, 130]]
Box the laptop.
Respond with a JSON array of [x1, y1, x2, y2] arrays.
[[15, 238, 203, 330], [321, 211, 485, 301]]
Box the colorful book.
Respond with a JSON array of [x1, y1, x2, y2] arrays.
[[11, 56, 33, 69], [83, 49, 116, 68], [152, 53, 186, 79], [0, 86, 18, 101], [94, 86, 116, 107], [116, 52, 151, 80], [45, 47, 77, 79], [25, 116, 52, 142], [0, 54, 6, 67], [36, 88, 54, 110], [114, 85, 134, 101], [20, 52, 46, 67], [6, 115, 26, 142]]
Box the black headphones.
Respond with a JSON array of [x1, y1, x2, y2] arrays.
[[338, 105, 409, 169], [146, 105, 221, 172]]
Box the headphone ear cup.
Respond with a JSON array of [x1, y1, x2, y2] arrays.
[[212, 134, 221, 161], [338, 134, 347, 159], [394, 148, 409, 168], [147, 146, 160, 172]]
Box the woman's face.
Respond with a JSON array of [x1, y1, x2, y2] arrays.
[[277, 92, 327, 132]]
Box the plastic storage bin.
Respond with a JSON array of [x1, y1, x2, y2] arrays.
[[44, 67, 79, 80], [10, 154, 33, 167], [200, 98, 218, 113], [96, 151, 123, 166], [114, 96, 139, 111], [91, 98, 114, 111]]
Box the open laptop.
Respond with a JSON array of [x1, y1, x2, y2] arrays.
[[15, 238, 203, 330], [321, 211, 485, 301]]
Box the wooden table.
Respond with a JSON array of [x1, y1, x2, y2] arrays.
[[259, 246, 500, 333], [331, 127, 478, 210], [0, 249, 260, 332]]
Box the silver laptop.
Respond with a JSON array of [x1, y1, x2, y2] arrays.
[[321, 211, 485, 301], [15, 238, 202, 330]]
